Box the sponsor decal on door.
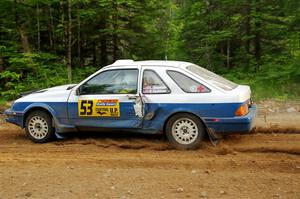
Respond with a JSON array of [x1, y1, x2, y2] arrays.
[[78, 99, 120, 117]]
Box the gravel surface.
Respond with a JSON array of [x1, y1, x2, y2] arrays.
[[0, 101, 300, 198]]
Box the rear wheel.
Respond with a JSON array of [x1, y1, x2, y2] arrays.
[[25, 110, 54, 143], [165, 113, 205, 150]]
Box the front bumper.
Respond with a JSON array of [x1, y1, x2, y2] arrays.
[[4, 109, 24, 127], [205, 104, 258, 134]]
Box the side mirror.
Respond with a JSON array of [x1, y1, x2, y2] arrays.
[[76, 85, 85, 96], [76, 88, 80, 96], [77, 85, 88, 95]]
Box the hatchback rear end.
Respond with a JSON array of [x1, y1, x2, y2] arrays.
[[184, 64, 257, 135]]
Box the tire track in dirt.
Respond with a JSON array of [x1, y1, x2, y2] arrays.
[[1, 120, 300, 198], [253, 126, 300, 134], [1, 121, 300, 155]]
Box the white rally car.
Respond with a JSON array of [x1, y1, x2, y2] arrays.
[[5, 60, 257, 149]]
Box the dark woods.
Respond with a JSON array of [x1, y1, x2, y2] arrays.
[[0, 0, 299, 99]]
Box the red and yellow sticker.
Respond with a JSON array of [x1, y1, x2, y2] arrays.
[[78, 99, 120, 117]]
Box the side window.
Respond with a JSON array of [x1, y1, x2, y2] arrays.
[[142, 70, 170, 94], [167, 70, 210, 93], [80, 69, 138, 95]]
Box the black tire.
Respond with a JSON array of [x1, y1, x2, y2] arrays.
[[165, 113, 205, 150], [25, 110, 55, 143]]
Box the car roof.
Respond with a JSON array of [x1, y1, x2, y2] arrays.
[[104, 59, 193, 69]]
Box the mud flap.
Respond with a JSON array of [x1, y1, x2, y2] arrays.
[[55, 132, 67, 139], [52, 117, 69, 140], [206, 128, 222, 146]]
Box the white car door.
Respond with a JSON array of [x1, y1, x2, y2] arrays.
[[67, 68, 143, 129]]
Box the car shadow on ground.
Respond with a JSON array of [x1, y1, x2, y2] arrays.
[[53, 130, 177, 150], [56, 130, 164, 141], [53, 130, 217, 151]]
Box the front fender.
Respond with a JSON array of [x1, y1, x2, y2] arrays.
[[24, 102, 57, 118], [21, 102, 59, 128], [22, 102, 75, 133]]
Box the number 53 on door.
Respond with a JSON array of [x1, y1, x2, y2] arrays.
[[78, 99, 120, 117]]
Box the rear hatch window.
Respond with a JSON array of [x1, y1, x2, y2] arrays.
[[186, 65, 238, 91]]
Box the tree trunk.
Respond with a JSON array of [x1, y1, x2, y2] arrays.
[[36, 3, 40, 51], [227, 39, 230, 68], [245, 0, 251, 54], [82, 33, 87, 65], [92, 41, 97, 66], [220, 42, 224, 55], [112, 0, 118, 61], [60, 1, 66, 48], [205, 41, 212, 70], [77, 4, 82, 67], [48, 11, 53, 50], [67, 0, 72, 82], [112, 32, 118, 61], [254, 0, 261, 71], [0, 16, 2, 71], [20, 29, 31, 53], [0, 56, 4, 72], [49, 4, 56, 53], [100, 15, 108, 66], [15, 0, 31, 53]]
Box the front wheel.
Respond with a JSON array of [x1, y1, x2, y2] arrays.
[[25, 110, 54, 143], [165, 113, 205, 150]]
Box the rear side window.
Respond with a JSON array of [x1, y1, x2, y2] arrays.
[[187, 65, 238, 91], [142, 70, 170, 94], [167, 70, 210, 93]]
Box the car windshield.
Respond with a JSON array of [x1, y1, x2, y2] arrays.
[[186, 65, 238, 91]]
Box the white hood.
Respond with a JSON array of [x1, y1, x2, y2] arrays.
[[43, 84, 77, 92], [16, 84, 76, 103]]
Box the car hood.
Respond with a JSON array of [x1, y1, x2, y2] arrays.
[[42, 84, 77, 92], [16, 84, 77, 103]]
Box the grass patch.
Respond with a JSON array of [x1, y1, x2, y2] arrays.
[[0, 99, 11, 113], [248, 81, 300, 101]]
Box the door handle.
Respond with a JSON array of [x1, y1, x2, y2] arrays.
[[127, 95, 137, 100]]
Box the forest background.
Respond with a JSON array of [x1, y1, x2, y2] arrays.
[[0, 0, 299, 102]]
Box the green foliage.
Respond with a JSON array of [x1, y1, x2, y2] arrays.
[[0, 52, 97, 100], [0, 0, 299, 101], [222, 59, 300, 100], [175, 0, 300, 99], [0, 71, 24, 100]]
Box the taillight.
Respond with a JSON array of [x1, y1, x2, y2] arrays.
[[235, 104, 249, 116]]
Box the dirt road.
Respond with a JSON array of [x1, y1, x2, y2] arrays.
[[0, 115, 300, 199]]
